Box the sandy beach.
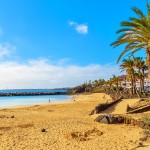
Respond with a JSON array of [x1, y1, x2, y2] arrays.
[[0, 93, 149, 150]]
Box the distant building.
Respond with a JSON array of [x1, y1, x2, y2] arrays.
[[120, 77, 150, 91]]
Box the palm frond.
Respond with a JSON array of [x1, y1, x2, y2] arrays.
[[116, 28, 134, 34], [146, 1, 150, 16], [132, 7, 145, 18], [117, 49, 131, 63], [111, 2, 150, 67]]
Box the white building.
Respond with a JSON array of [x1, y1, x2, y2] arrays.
[[121, 78, 150, 91]]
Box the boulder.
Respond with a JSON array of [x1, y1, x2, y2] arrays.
[[94, 115, 110, 124]]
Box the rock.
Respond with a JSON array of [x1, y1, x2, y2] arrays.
[[138, 141, 143, 147], [134, 120, 139, 126], [11, 116, 14, 118], [124, 118, 130, 124], [95, 115, 125, 124], [94, 115, 104, 122], [139, 135, 148, 141], [95, 116, 110, 124], [144, 124, 150, 130], [139, 121, 145, 128], [130, 118, 136, 126], [89, 110, 95, 115], [110, 116, 119, 124], [140, 130, 150, 135], [126, 104, 131, 112], [134, 141, 143, 148], [41, 128, 46, 132], [95, 114, 150, 131], [117, 116, 124, 123]]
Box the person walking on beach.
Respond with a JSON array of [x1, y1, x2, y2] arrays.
[[49, 99, 50, 103]]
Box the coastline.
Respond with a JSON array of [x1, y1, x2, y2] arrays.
[[0, 94, 72, 109], [0, 93, 149, 150], [0, 98, 72, 110]]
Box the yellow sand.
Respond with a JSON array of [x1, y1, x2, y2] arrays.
[[0, 93, 148, 150], [101, 98, 140, 114]]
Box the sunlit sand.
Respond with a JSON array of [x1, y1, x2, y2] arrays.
[[0, 93, 148, 150]]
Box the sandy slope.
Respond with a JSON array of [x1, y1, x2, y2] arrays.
[[0, 93, 148, 150], [101, 98, 140, 114]]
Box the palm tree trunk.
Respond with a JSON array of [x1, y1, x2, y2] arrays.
[[140, 78, 143, 93], [132, 70, 136, 94], [135, 81, 137, 95], [147, 49, 150, 78], [131, 76, 134, 95], [141, 76, 147, 96], [136, 88, 141, 98]]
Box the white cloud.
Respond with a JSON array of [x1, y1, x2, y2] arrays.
[[68, 21, 77, 26], [76, 24, 88, 34], [68, 21, 88, 34], [0, 58, 120, 89], [0, 43, 16, 60]]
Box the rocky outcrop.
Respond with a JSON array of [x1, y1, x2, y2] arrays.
[[127, 105, 150, 114], [0, 92, 66, 97], [67, 85, 93, 94], [126, 98, 150, 114], [95, 114, 150, 130], [89, 97, 123, 115]]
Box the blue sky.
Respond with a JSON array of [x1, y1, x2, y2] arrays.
[[0, 0, 147, 89]]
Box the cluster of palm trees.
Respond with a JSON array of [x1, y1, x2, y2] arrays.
[[106, 1, 150, 96], [105, 75, 122, 92], [105, 57, 148, 96], [82, 79, 105, 92], [121, 57, 148, 94]]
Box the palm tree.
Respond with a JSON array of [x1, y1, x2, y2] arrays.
[[120, 58, 136, 94], [111, 2, 150, 75], [135, 70, 143, 92], [105, 79, 113, 91], [92, 80, 98, 87], [134, 57, 148, 93], [110, 74, 120, 90], [98, 79, 105, 86]]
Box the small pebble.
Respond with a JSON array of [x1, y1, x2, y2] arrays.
[[138, 142, 143, 146], [41, 128, 46, 132]]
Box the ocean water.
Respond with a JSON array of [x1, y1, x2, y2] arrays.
[[0, 95, 71, 108], [0, 89, 67, 93]]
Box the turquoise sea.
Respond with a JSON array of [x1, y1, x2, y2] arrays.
[[0, 89, 71, 108], [0, 95, 71, 108]]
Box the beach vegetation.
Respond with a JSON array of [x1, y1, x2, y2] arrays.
[[68, 79, 106, 94], [140, 117, 150, 123]]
